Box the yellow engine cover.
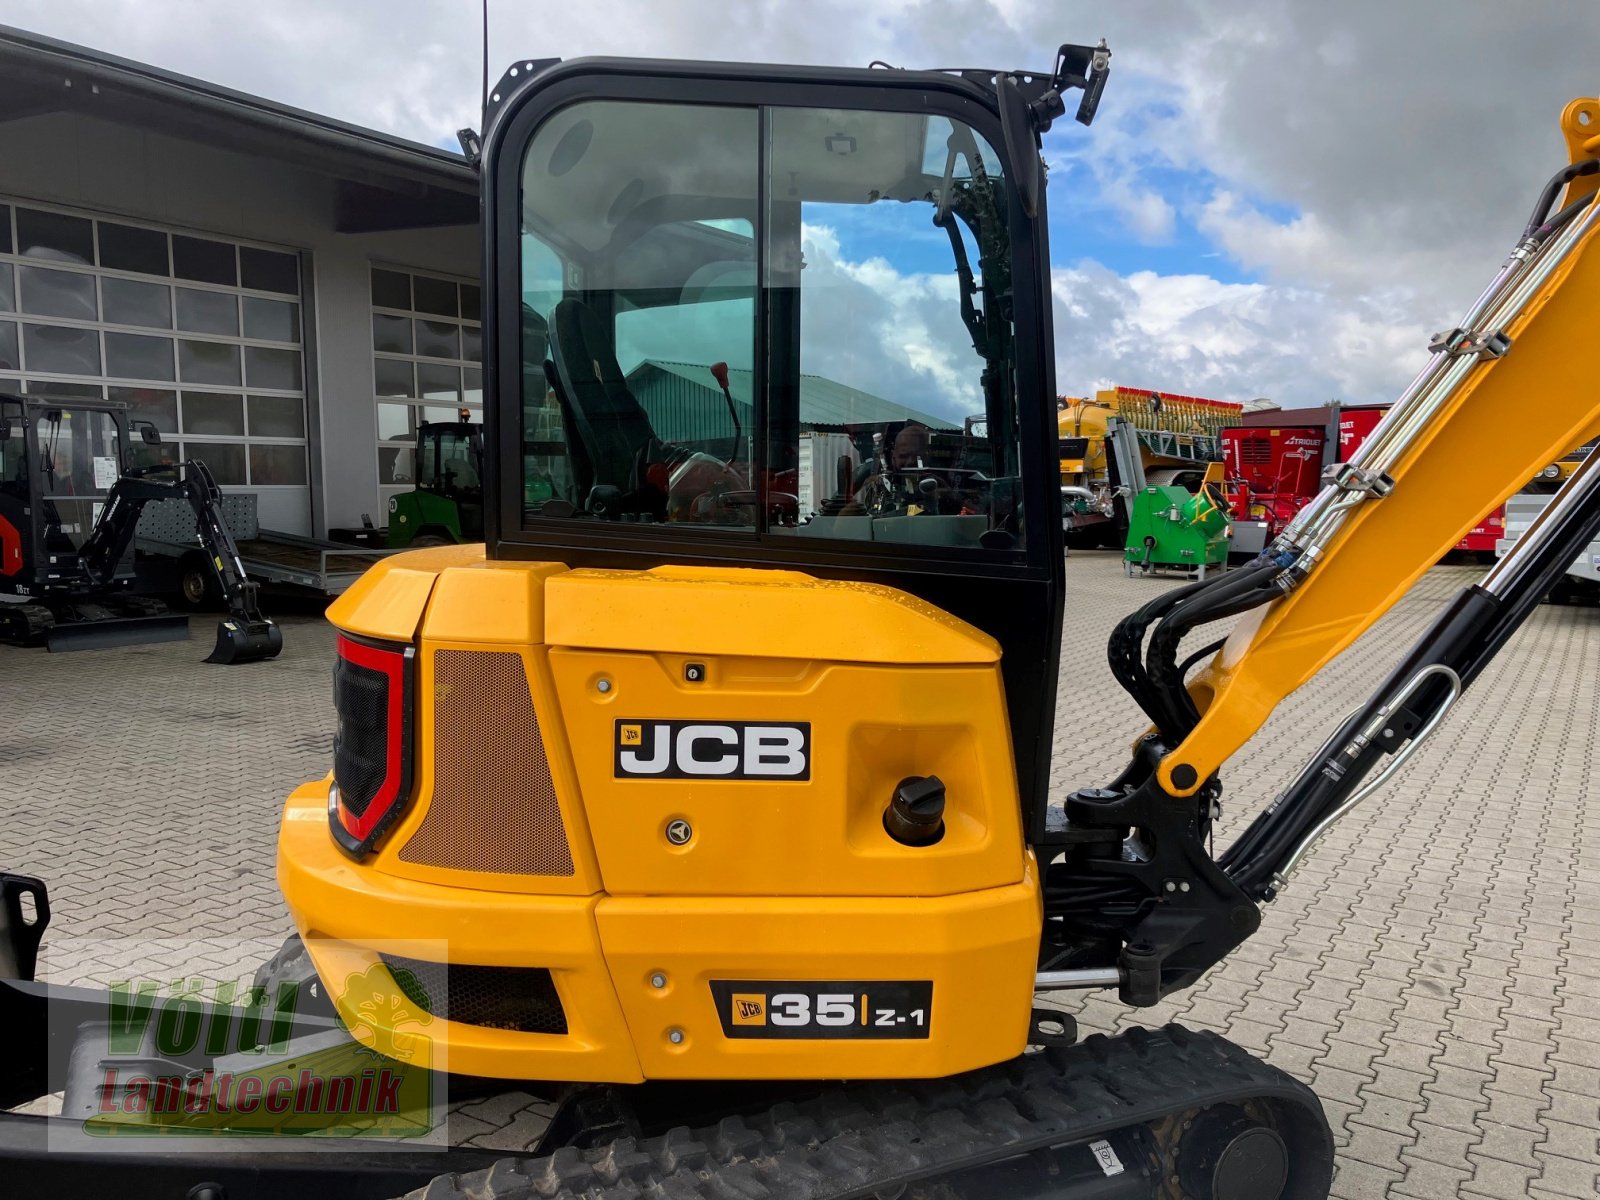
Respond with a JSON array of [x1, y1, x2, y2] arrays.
[[277, 550, 1042, 1082]]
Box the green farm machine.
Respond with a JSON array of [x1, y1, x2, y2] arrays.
[[385, 413, 485, 548]]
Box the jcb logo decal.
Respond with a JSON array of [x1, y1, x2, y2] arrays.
[[614, 720, 810, 780], [730, 994, 767, 1025]]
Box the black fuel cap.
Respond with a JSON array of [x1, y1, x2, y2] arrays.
[[884, 775, 946, 846]]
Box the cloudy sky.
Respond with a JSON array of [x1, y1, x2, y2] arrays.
[[8, 0, 1599, 410]]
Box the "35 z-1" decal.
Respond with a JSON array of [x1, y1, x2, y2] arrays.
[[615, 720, 810, 780], [708, 980, 932, 1039]]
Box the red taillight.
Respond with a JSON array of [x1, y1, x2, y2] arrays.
[[329, 633, 416, 858]]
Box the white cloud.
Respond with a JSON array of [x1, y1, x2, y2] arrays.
[[795, 222, 982, 422], [1051, 262, 1422, 405], [6, 0, 1598, 409], [1103, 179, 1177, 244]]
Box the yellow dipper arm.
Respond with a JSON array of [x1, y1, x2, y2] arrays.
[[1159, 97, 1600, 797]]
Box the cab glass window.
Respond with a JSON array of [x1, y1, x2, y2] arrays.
[[33, 406, 122, 549], [520, 101, 759, 527], [516, 96, 1021, 554], [0, 401, 21, 492], [764, 109, 1020, 551]]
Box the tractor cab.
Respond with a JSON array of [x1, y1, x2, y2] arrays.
[[386, 408, 486, 547], [482, 60, 1075, 810]]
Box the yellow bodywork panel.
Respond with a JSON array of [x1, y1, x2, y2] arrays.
[[548, 648, 1024, 897], [279, 553, 1039, 1081], [595, 861, 1041, 1080], [324, 543, 481, 642], [279, 780, 645, 1083], [1162, 98, 1600, 795], [421, 558, 568, 644], [546, 565, 999, 663]]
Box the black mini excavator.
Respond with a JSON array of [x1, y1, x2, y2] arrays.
[[0, 392, 281, 661]]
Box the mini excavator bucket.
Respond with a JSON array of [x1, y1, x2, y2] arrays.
[[206, 615, 283, 664]]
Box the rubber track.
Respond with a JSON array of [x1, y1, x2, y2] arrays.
[[409, 1025, 1333, 1200], [0, 604, 54, 646]]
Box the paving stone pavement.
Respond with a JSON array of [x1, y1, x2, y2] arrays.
[[1, 553, 1596, 1196]]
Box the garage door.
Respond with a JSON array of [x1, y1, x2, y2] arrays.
[[0, 198, 311, 533]]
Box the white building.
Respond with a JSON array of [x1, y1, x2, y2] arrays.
[[0, 24, 480, 536]]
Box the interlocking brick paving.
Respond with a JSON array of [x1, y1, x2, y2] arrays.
[[3, 552, 1595, 1194]]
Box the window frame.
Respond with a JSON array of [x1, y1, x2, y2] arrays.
[[486, 66, 1060, 586], [370, 264, 483, 502], [0, 197, 308, 492]]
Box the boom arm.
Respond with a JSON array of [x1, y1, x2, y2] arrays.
[[1164, 102, 1600, 800], [76, 459, 281, 662], [1044, 96, 1600, 1009]]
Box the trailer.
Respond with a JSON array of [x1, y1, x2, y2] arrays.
[[135, 494, 390, 602]]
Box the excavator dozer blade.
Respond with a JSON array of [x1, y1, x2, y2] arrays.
[[45, 613, 191, 653], [206, 618, 283, 665]]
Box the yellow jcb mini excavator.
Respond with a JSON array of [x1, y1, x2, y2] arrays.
[[270, 41, 1600, 1200]]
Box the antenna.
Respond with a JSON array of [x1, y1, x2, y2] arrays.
[[480, 0, 490, 122], [456, 0, 488, 165]]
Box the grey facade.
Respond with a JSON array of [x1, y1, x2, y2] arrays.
[[0, 25, 479, 536]]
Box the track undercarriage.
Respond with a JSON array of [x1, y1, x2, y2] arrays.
[[0, 591, 189, 652], [413, 1026, 1329, 1200], [1, 881, 1331, 1200]]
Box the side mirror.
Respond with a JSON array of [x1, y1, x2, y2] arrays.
[[996, 72, 1042, 219], [136, 421, 163, 446]]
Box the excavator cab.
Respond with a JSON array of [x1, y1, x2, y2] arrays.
[[488, 59, 1069, 797], [0, 395, 152, 601], [281, 50, 1108, 1064]]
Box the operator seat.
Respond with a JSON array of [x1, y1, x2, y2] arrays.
[[546, 298, 666, 517]]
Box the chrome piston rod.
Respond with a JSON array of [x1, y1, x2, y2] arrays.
[[1359, 197, 1600, 486], [1280, 249, 1529, 545], [1034, 967, 1123, 991], [1481, 437, 1600, 600], [1279, 191, 1600, 561]]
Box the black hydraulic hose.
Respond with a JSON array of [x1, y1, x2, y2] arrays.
[[1521, 158, 1599, 242], [1220, 576, 1482, 884], [1218, 702, 1368, 875], [1143, 561, 1283, 735], [1177, 636, 1227, 682], [1223, 591, 1495, 895], [1155, 584, 1281, 731], [1531, 187, 1599, 245], [1120, 561, 1281, 737], [1107, 577, 1215, 735]]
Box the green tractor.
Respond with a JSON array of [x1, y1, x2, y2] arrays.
[[386, 416, 485, 548]]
